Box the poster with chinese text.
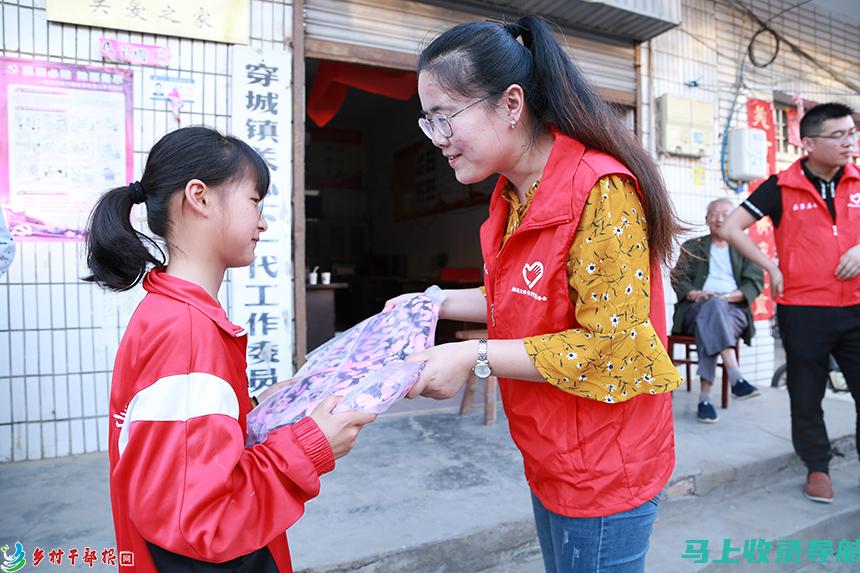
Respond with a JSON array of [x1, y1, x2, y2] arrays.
[[747, 98, 776, 175], [0, 57, 133, 241]]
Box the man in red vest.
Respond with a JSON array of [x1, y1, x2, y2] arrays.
[[723, 103, 859, 504]]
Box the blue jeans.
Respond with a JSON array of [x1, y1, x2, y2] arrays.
[[531, 493, 659, 573]]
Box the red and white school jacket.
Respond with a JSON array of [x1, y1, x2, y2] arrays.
[[481, 132, 675, 518], [108, 269, 334, 573], [774, 160, 860, 307]]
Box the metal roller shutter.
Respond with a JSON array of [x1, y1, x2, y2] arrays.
[[304, 0, 636, 103]]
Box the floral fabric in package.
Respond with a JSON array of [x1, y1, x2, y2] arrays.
[[246, 286, 445, 446]]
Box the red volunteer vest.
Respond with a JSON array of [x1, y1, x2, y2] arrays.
[[480, 133, 675, 518], [774, 160, 860, 307]]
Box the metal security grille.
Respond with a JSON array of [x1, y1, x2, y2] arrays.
[[0, 0, 294, 462]]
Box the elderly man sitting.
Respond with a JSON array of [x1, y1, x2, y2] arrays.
[[672, 198, 765, 423]]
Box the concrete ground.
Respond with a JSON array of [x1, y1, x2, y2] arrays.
[[0, 384, 857, 573]]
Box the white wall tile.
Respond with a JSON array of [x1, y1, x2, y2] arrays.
[[66, 330, 81, 373], [0, 332, 9, 378], [25, 376, 40, 421], [0, 286, 8, 330], [97, 416, 108, 451], [70, 419, 85, 455], [41, 421, 56, 458], [82, 373, 96, 417], [3, 3, 20, 52], [95, 372, 110, 416], [79, 329, 95, 373], [39, 375, 55, 419], [53, 375, 68, 419], [0, 379, 10, 424], [38, 329, 52, 374], [64, 285, 79, 327], [0, 425, 11, 462], [84, 418, 99, 453], [26, 422, 40, 459], [23, 330, 38, 375], [10, 332, 24, 377], [55, 420, 70, 458], [50, 284, 65, 327], [12, 422, 26, 461], [67, 374, 83, 418]]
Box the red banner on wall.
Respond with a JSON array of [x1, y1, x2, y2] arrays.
[[746, 178, 776, 320], [747, 98, 777, 175]]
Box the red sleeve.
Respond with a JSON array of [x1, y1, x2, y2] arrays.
[[115, 399, 334, 563]]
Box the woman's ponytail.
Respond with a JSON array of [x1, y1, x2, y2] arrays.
[[83, 184, 164, 292], [419, 17, 684, 265]]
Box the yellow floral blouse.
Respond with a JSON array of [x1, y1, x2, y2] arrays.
[[504, 175, 683, 403]]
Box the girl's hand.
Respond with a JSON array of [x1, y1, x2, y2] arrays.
[[256, 378, 297, 404], [406, 341, 473, 400], [309, 396, 377, 459], [383, 292, 420, 313]]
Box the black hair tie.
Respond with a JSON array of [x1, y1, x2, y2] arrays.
[[129, 181, 146, 205], [505, 22, 524, 39]]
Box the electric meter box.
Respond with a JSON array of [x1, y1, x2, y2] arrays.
[[727, 127, 768, 181], [655, 94, 714, 157]]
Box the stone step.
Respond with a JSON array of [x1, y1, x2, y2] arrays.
[[478, 459, 860, 573]]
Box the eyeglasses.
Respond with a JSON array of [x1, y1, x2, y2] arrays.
[[807, 130, 858, 143], [418, 95, 490, 140]]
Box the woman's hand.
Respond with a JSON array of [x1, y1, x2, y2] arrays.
[[383, 292, 420, 313], [406, 341, 474, 399], [309, 396, 377, 459]]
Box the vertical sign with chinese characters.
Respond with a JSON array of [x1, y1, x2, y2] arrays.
[[747, 98, 777, 175], [231, 46, 294, 394]]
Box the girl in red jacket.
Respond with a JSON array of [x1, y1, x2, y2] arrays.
[[386, 16, 683, 573], [85, 126, 376, 573]]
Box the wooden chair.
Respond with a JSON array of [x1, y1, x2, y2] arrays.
[[667, 334, 739, 409], [454, 329, 498, 425]]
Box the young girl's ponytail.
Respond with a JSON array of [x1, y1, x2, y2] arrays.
[[84, 182, 164, 291], [83, 126, 270, 292]]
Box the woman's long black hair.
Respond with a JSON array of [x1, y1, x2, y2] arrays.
[[84, 126, 270, 291], [419, 16, 682, 264]]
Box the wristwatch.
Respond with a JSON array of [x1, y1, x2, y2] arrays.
[[472, 339, 492, 379]]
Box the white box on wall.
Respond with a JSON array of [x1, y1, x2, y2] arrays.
[[655, 94, 714, 157], [727, 128, 769, 181]]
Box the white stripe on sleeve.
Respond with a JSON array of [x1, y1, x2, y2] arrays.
[[118, 373, 240, 457], [742, 199, 764, 218]]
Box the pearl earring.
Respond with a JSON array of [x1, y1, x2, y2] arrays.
[[510, 121, 516, 129]]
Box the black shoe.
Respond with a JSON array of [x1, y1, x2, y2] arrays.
[[731, 378, 760, 399], [697, 401, 719, 423]]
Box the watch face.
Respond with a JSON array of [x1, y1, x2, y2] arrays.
[[473, 363, 492, 378]]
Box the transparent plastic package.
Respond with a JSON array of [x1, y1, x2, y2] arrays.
[[246, 286, 446, 446]]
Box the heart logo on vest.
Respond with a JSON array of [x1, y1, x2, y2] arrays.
[[522, 261, 544, 289], [850, 192, 860, 207]]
